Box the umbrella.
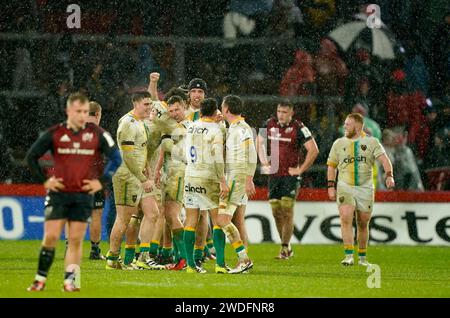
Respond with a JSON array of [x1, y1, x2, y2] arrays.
[[328, 21, 397, 60]]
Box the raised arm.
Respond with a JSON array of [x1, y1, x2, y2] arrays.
[[148, 72, 160, 101]]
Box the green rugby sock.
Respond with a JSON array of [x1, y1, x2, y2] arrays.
[[162, 247, 172, 259], [123, 245, 135, 265], [149, 240, 160, 256], [183, 227, 196, 268], [213, 226, 226, 267], [173, 228, 186, 260], [194, 245, 204, 262]]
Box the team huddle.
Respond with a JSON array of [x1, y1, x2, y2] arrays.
[[25, 72, 395, 292]]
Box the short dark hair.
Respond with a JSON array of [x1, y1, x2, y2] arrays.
[[277, 99, 294, 109], [164, 87, 188, 102], [66, 92, 89, 108], [223, 95, 243, 115], [200, 98, 218, 117], [167, 95, 184, 106], [131, 92, 151, 103]]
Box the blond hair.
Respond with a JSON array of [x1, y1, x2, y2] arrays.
[[89, 101, 102, 115], [347, 113, 364, 126]]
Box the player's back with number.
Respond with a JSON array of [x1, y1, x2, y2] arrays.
[[185, 119, 225, 181]]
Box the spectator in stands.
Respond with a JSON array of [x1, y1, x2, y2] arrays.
[[299, 0, 336, 41], [12, 46, 34, 91], [267, 0, 304, 38], [426, 127, 450, 170], [404, 35, 430, 95], [344, 48, 385, 123], [313, 38, 348, 96], [385, 69, 430, 161], [380, 128, 424, 191], [86, 63, 110, 108], [223, 0, 274, 48], [279, 49, 315, 96]]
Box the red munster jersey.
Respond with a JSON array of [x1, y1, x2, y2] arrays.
[[27, 122, 116, 192], [260, 117, 313, 176]]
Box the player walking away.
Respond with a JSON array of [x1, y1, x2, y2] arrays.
[[327, 113, 395, 266], [257, 100, 319, 259], [217, 95, 256, 274], [106, 92, 154, 270], [25, 93, 121, 291], [183, 98, 229, 273], [154, 96, 190, 270]]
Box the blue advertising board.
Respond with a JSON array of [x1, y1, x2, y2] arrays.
[[0, 196, 112, 240]]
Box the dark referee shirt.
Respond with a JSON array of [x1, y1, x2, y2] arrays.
[[260, 117, 313, 177], [26, 122, 121, 192]]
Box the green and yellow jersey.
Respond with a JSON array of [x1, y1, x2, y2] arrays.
[[327, 132, 385, 188], [185, 106, 201, 122]]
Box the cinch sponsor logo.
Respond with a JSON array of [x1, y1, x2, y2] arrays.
[[188, 126, 209, 134], [185, 183, 207, 194], [57, 148, 95, 155], [343, 155, 367, 164]]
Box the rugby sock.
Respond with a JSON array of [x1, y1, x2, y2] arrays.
[[232, 241, 248, 261], [106, 250, 119, 267], [162, 246, 172, 259], [183, 227, 196, 268], [173, 243, 180, 262], [206, 239, 216, 254], [213, 226, 226, 267], [203, 246, 211, 258], [149, 240, 160, 256], [194, 245, 204, 262], [344, 245, 354, 256], [134, 243, 141, 259], [140, 242, 150, 253], [36, 246, 55, 281], [358, 248, 367, 258], [172, 228, 186, 260], [124, 244, 136, 265], [64, 264, 80, 288], [91, 241, 100, 252]]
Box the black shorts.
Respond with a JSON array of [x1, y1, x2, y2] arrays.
[[44, 192, 94, 223], [268, 176, 301, 200], [93, 190, 105, 209]]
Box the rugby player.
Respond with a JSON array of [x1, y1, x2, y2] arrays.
[[257, 100, 319, 259], [327, 113, 395, 266], [183, 98, 229, 273], [106, 92, 154, 270], [216, 95, 256, 274], [26, 93, 121, 291]]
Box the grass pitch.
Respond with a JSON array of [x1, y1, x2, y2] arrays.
[[0, 241, 449, 298]]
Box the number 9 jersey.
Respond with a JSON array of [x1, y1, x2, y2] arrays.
[[184, 118, 226, 182]]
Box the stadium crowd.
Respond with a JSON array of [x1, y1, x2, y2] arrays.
[[0, 0, 449, 190]]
